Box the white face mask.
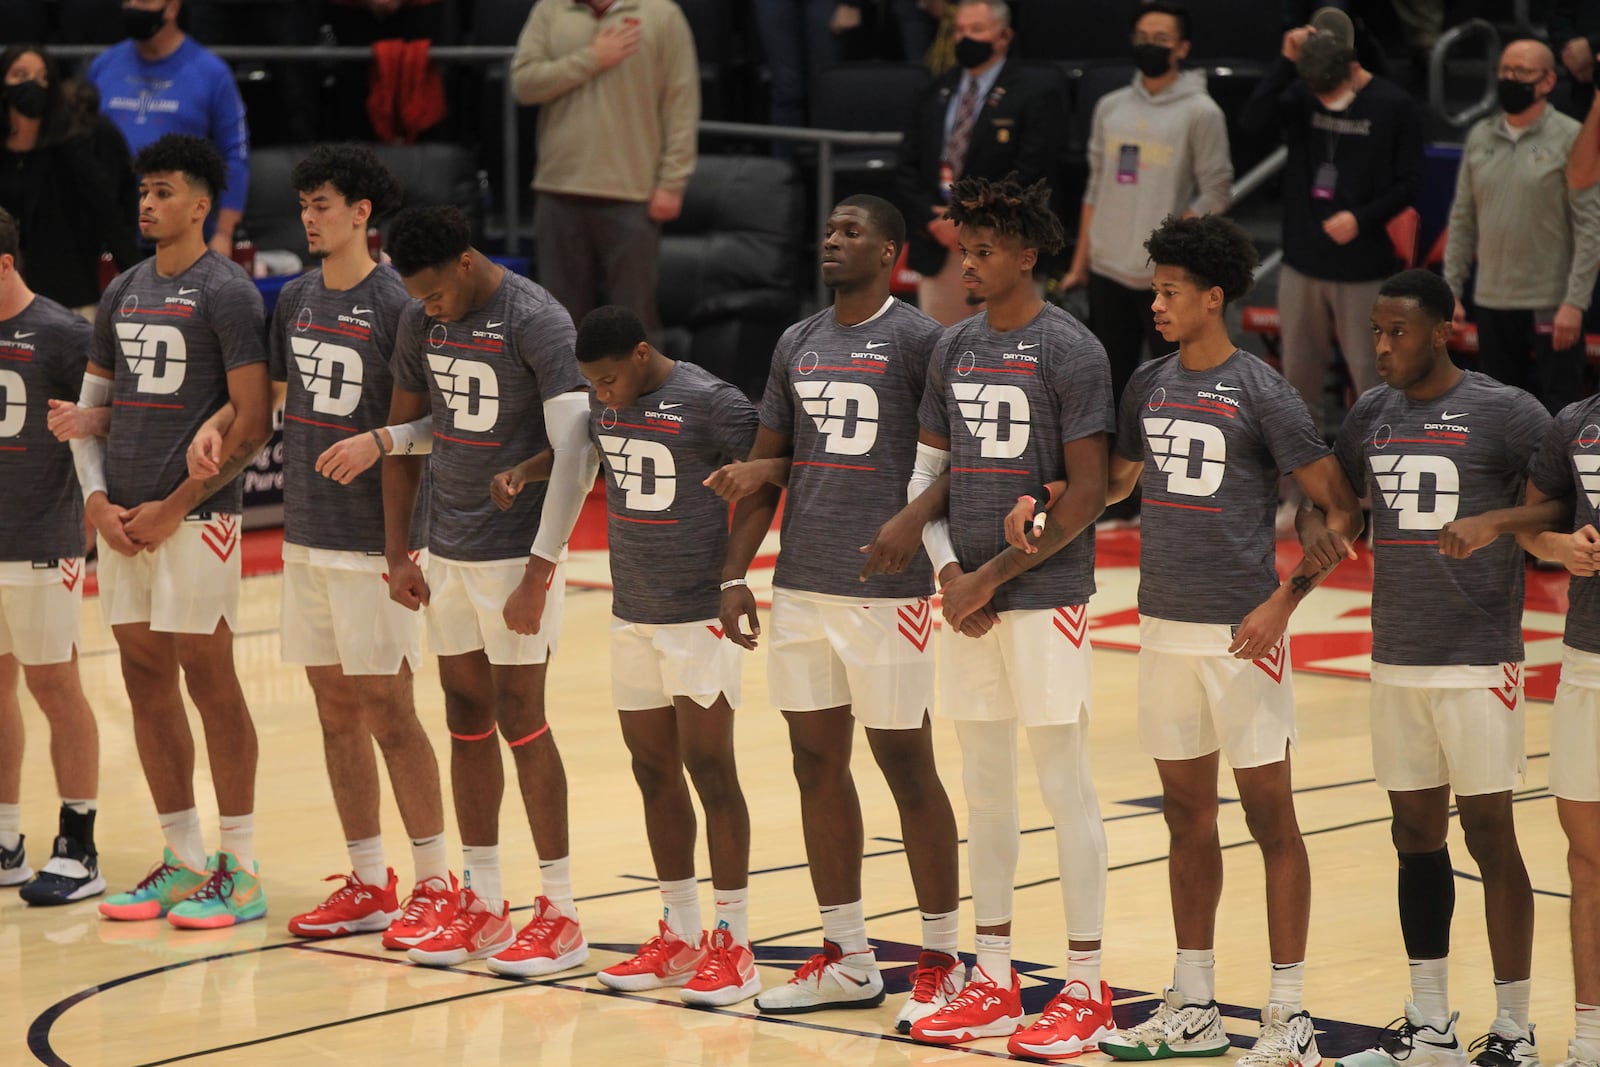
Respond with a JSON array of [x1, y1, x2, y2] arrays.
[[1319, 86, 1356, 112]]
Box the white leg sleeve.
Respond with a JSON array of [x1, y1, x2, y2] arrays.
[[1025, 719, 1108, 941], [957, 717, 1020, 927], [69, 372, 112, 501]]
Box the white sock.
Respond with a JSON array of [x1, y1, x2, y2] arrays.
[[922, 909, 960, 956], [1068, 948, 1103, 991], [1495, 978, 1532, 1030], [1574, 1003, 1600, 1059], [0, 801, 19, 850], [345, 835, 387, 888], [1409, 957, 1450, 1026], [975, 933, 1012, 980], [714, 886, 750, 946], [61, 797, 96, 815], [1270, 961, 1306, 1013], [660, 877, 701, 939], [1174, 948, 1217, 1005], [462, 844, 502, 911], [160, 808, 207, 871], [820, 899, 870, 956], [219, 813, 255, 869], [409, 833, 450, 886], [539, 856, 574, 915]]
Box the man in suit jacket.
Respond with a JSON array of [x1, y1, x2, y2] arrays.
[[894, 0, 1058, 325]]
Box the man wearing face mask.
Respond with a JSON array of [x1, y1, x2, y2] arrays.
[[894, 0, 1059, 326], [86, 0, 250, 261], [1239, 7, 1422, 441], [1443, 39, 1600, 416]]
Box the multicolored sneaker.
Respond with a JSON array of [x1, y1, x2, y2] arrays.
[[755, 940, 884, 1015], [910, 964, 1025, 1045], [894, 950, 963, 1034], [287, 869, 401, 938], [681, 928, 761, 1007], [597, 919, 705, 991], [98, 848, 209, 921], [1238, 1004, 1322, 1067], [486, 896, 589, 978], [383, 873, 460, 950], [0, 834, 31, 886], [19, 835, 106, 906], [407, 888, 514, 967], [1010, 979, 1118, 1060], [1101, 987, 1233, 1060], [168, 852, 268, 929]]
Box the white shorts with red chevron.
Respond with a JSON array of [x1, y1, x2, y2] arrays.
[[0, 558, 85, 664], [1135, 617, 1297, 769], [1370, 668, 1526, 796], [936, 604, 1093, 727], [98, 513, 241, 634], [767, 587, 934, 730], [609, 616, 743, 712]]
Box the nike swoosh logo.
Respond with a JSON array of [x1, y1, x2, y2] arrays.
[[179, 288, 199, 295], [660, 402, 683, 410], [1017, 342, 1039, 350], [486, 320, 505, 329], [1214, 383, 1239, 391], [837, 971, 874, 987], [1180, 1022, 1216, 1041], [13, 332, 33, 339], [352, 306, 373, 315], [864, 340, 890, 349], [1439, 411, 1469, 420]]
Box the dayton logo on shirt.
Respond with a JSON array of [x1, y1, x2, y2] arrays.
[[426, 354, 499, 433], [1574, 454, 1600, 511], [115, 323, 187, 395], [1144, 417, 1226, 497], [1369, 454, 1460, 529], [0, 370, 23, 438], [291, 338, 364, 417], [598, 434, 677, 512], [795, 380, 879, 456], [952, 382, 1030, 459]]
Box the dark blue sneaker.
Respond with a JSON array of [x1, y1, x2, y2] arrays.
[[0, 833, 29, 886], [20, 836, 105, 905]]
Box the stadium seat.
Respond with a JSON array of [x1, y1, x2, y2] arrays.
[[811, 62, 930, 171]]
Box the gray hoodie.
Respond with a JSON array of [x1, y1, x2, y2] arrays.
[[1084, 69, 1233, 289]]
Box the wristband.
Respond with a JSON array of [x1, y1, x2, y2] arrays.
[[370, 428, 386, 455], [719, 578, 748, 591], [1027, 483, 1055, 509]]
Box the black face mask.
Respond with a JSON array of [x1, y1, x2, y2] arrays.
[[953, 37, 996, 71], [5, 81, 47, 120], [1133, 44, 1173, 78], [122, 6, 166, 41], [1496, 77, 1539, 115]]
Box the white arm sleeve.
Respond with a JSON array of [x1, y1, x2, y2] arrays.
[[908, 442, 958, 574], [530, 391, 598, 563], [70, 373, 112, 502], [384, 414, 434, 456]]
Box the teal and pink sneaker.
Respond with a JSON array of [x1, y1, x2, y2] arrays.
[[98, 848, 209, 921], [168, 851, 267, 929]]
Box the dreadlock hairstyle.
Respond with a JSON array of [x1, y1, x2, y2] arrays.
[[944, 173, 1065, 255]]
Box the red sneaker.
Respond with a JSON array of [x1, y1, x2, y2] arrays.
[[910, 964, 1025, 1045], [287, 869, 401, 938], [486, 896, 588, 978], [597, 919, 706, 991], [405, 888, 513, 966], [895, 950, 963, 1033], [681, 927, 761, 1007], [383, 874, 459, 950], [1009, 979, 1117, 1060]]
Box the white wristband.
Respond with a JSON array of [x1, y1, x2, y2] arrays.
[[719, 578, 748, 591]]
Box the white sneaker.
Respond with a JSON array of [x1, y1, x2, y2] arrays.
[[1238, 1004, 1322, 1067], [1553, 1039, 1600, 1067], [754, 940, 884, 1015], [1101, 987, 1232, 1060], [1337, 1004, 1467, 1067], [893, 950, 963, 1034], [1470, 1018, 1540, 1067]]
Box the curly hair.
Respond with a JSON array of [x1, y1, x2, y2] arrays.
[[1378, 268, 1455, 325], [576, 305, 647, 363], [945, 174, 1064, 255], [133, 134, 226, 199], [385, 205, 472, 277], [1143, 214, 1258, 304], [291, 144, 403, 220]]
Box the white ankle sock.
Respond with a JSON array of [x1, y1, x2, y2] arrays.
[[1575, 1004, 1600, 1059], [539, 856, 574, 914], [462, 844, 502, 911], [219, 813, 255, 869], [820, 899, 870, 956], [1269, 962, 1306, 1013], [1068, 948, 1103, 990], [409, 833, 450, 885], [0, 801, 20, 850], [921, 909, 960, 956], [659, 877, 700, 939], [976, 933, 1012, 980], [160, 808, 206, 870], [345, 836, 387, 888], [714, 886, 750, 945], [1495, 978, 1531, 1030], [1409, 957, 1450, 1026], [1174, 948, 1216, 1005]]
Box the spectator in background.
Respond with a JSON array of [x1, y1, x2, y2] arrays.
[[1239, 8, 1421, 440], [0, 45, 137, 317], [751, 1, 849, 131], [894, 0, 1057, 326], [324, 0, 448, 141], [511, 0, 699, 344], [1552, 0, 1600, 118], [86, 0, 250, 259], [1060, 1, 1232, 409], [1445, 39, 1600, 416]]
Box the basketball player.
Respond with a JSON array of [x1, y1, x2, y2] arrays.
[[0, 207, 104, 906], [381, 205, 593, 975], [712, 194, 964, 1029], [185, 145, 456, 948], [906, 175, 1114, 1056], [1085, 215, 1362, 1066], [492, 304, 761, 1006], [1302, 270, 1547, 1067], [65, 134, 272, 929]]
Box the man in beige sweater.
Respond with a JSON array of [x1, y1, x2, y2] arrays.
[[512, 0, 700, 342]]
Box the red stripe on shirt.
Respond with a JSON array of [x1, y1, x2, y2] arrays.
[[793, 460, 877, 471], [285, 412, 358, 434], [114, 399, 184, 409], [1147, 498, 1223, 513], [432, 431, 502, 447]]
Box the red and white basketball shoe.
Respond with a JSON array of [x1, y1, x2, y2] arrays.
[[287, 869, 401, 938]]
